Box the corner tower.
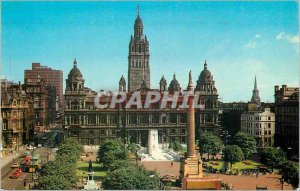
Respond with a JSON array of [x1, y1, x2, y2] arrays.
[[128, 6, 150, 92]]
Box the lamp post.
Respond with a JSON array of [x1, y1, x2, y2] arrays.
[[220, 130, 230, 147]]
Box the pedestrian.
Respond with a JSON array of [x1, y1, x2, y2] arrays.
[[171, 161, 173, 166]]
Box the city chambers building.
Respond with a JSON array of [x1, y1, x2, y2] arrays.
[[64, 10, 220, 146]]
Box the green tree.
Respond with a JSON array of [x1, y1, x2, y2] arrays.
[[36, 137, 82, 190], [259, 147, 287, 171], [128, 143, 138, 153], [281, 161, 299, 189], [223, 145, 244, 170], [199, 131, 222, 159], [97, 139, 127, 169], [233, 132, 257, 160], [102, 165, 160, 190], [169, 141, 184, 153], [110, 160, 135, 171]]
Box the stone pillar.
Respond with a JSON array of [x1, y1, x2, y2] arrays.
[[148, 129, 158, 155], [187, 81, 195, 157]]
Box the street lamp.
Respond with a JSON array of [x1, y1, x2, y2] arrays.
[[220, 130, 230, 146]]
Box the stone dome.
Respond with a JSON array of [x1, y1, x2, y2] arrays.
[[160, 75, 167, 85], [199, 61, 213, 82], [168, 73, 181, 91], [68, 59, 82, 78]]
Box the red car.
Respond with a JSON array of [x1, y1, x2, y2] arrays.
[[9, 168, 22, 179]]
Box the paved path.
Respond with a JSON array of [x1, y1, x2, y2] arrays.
[[141, 161, 293, 190]]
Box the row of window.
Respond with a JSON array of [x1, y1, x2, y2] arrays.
[[241, 122, 273, 129], [241, 115, 272, 121], [70, 128, 186, 137], [65, 113, 187, 126]]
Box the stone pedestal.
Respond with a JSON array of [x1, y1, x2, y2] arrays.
[[182, 177, 222, 190], [147, 129, 158, 155], [180, 156, 203, 179]]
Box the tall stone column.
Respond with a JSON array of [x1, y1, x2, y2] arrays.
[[187, 74, 195, 157], [180, 71, 203, 179]]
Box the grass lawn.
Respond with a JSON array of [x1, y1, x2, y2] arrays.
[[205, 161, 224, 170], [205, 160, 263, 171], [77, 160, 107, 181], [232, 161, 262, 170]]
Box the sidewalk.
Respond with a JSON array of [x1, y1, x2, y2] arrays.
[[1, 147, 27, 169]]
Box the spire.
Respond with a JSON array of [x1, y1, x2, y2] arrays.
[[187, 70, 194, 90], [251, 75, 261, 107], [204, 60, 207, 70], [74, 58, 77, 68], [188, 70, 193, 85], [173, 73, 176, 79], [254, 75, 258, 90], [137, 4, 140, 16]]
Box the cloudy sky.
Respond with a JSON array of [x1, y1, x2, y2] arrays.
[[2, 1, 299, 102]]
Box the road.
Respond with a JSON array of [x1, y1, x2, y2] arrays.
[[1, 147, 55, 190]]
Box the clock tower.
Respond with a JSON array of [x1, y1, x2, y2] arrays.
[[128, 6, 150, 92]]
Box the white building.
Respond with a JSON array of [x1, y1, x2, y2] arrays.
[[241, 107, 275, 148]]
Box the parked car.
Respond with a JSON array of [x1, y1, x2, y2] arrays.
[[11, 163, 20, 168], [37, 144, 42, 148], [9, 169, 22, 179]]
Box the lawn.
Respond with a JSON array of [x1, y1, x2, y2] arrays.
[[232, 160, 262, 170], [205, 160, 263, 171], [77, 160, 107, 181], [205, 161, 224, 170]]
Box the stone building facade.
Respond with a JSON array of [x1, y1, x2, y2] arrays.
[[24, 78, 57, 132], [64, 59, 189, 146], [241, 107, 275, 148], [1, 80, 28, 149], [64, 9, 220, 146], [195, 61, 220, 137], [274, 85, 299, 157]]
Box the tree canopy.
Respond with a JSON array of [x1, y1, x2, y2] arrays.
[[102, 160, 160, 190], [281, 160, 299, 189], [223, 145, 244, 168], [233, 132, 257, 160], [259, 147, 286, 170], [199, 131, 222, 159], [37, 137, 82, 190], [97, 139, 127, 169]]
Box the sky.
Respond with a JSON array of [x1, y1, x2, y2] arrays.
[[2, 1, 299, 103]]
